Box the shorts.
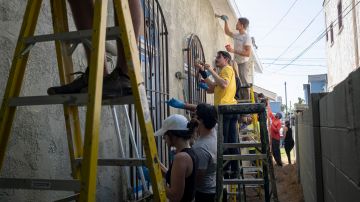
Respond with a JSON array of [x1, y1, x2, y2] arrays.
[[237, 61, 250, 86]]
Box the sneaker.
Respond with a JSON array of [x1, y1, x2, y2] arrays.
[[47, 69, 89, 95], [80, 68, 132, 97]]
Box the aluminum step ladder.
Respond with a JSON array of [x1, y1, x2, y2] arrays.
[[0, 0, 166, 201]]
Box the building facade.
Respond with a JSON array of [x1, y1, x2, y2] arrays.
[[323, 0, 360, 90], [0, 0, 262, 201]]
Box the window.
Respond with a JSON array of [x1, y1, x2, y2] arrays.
[[330, 22, 334, 44], [128, 0, 169, 199], [337, 0, 343, 30], [183, 34, 207, 107]]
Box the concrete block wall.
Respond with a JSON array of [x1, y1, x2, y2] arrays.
[[319, 69, 360, 202], [297, 67, 360, 202], [296, 93, 326, 202]]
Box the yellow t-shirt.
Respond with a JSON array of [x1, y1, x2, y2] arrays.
[[214, 65, 237, 105]]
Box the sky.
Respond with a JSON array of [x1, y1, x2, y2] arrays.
[[230, 0, 327, 109]]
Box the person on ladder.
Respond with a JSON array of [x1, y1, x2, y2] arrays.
[[219, 15, 252, 100], [166, 51, 239, 179], [47, 0, 143, 96]]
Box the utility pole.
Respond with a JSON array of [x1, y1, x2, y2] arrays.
[[285, 81, 288, 118]]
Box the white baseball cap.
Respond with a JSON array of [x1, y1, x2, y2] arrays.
[[154, 114, 189, 136]]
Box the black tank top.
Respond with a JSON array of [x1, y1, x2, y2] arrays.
[[166, 148, 197, 202], [285, 127, 294, 142]]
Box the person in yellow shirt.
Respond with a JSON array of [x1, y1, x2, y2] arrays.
[[167, 51, 239, 177]]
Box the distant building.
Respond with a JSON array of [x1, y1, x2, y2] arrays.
[[308, 74, 328, 93], [302, 74, 327, 104], [269, 101, 282, 113], [253, 85, 277, 101]]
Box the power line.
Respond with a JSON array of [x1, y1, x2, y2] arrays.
[[233, 0, 242, 16], [262, 63, 326, 67], [266, 1, 330, 68], [261, 57, 325, 60], [275, 0, 360, 72], [261, 0, 299, 41]]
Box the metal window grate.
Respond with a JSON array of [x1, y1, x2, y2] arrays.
[[183, 34, 207, 105], [127, 0, 169, 199]]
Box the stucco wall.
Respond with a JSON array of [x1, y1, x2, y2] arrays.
[[0, 1, 126, 201], [158, 0, 235, 110], [0, 0, 236, 201], [324, 0, 359, 90]]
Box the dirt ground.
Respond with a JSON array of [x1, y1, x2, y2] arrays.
[[245, 149, 304, 202]]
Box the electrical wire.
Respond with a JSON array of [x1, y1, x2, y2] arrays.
[[275, 0, 360, 72], [233, 0, 242, 16], [261, 0, 299, 41], [262, 63, 326, 67], [266, 0, 330, 68]]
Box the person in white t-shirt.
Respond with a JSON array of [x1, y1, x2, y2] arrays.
[[221, 16, 252, 100]]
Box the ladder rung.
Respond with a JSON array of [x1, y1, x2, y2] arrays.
[[223, 142, 261, 148], [242, 167, 263, 173], [8, 94, 135, 106], [223, 178, 264, 185], [218, 103, 265, 115], [0, 178, 80, 191], [237, 99, 252, 103], [74, 158, 146, 167], [25, 26, 120, 44], [223, 154, 266, 161], [239, 129, 256, 133], [227, 192, 240, 195], [54, 193, 79, 202]]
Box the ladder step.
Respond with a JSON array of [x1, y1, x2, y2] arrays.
[[54, 193, 79, 202], [223, 178, 264, 185], [74, 158, 146, 167], [242, 167, 263, 174], [8, 94, 135, 106], [223, 154, 266, 161], [239, 129, 256, 133], [237, 99, 252, 103], [217, 103, 265, 115], [0, 178, 80, 191], [223, 142, 261, 148], [25, 26, 120, 44]]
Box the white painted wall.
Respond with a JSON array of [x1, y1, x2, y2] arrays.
[[324, 0, 360, 90]]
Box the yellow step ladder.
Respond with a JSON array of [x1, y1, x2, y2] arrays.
[[0, 0, 166, 201]]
